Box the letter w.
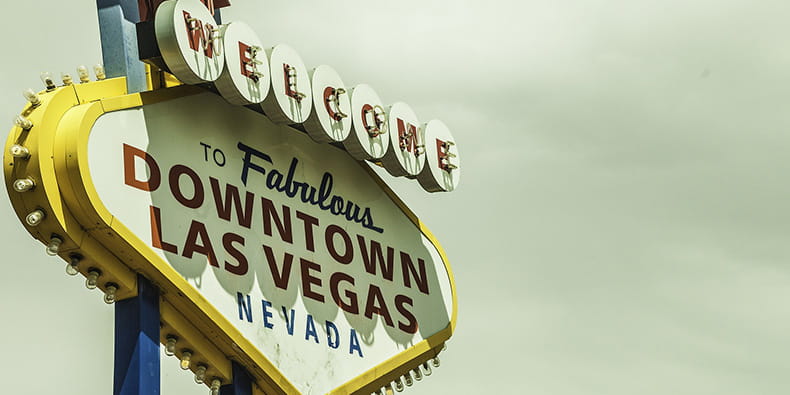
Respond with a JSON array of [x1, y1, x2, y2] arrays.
[[357, 235, 394, 281], [210, 178, 254, 228]]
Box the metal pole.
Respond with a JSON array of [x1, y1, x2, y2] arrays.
[[114, 275, 161, 395], [96, 0, 148, 93], [219, 362, 252, 395]]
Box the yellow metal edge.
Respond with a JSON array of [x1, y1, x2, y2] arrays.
[[4, 83, 138, 300], [60, 85, 299, 394], [327, 164, 457, 394], [57, 83, 457, 395]]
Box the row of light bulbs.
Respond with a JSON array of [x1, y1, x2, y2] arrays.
[[11, 68, 119, 306], [164, 335, 223, 394], [17, 70, 218, 395], [373, 353, 443, 395]]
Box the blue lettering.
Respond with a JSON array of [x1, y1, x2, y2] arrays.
[[237, 142, 272, 186], [236, 141, 383, 233], [282, 306, 295, 336], [261, 299, 274, 329], [237, 292, 253, 322], [349, 329, 363, 357], [305, 314, 319, 343], [325, 320, 340, 349]]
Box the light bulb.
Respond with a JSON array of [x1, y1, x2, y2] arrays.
[[384, 384, 394, 395], [104, 283, 118, 304], [421, 362, 432, 376], [13, 177, 35, 192], [61, 72, 73, 86], [14, 114, 33, 130], [46, 235, 63, 256], [77, 65, 90, 83], [66, 255, 81, 276], [403, 372, 413, 387], [394, 377, 404, 392], [193, 363, 207, 383], [209, 378, 221, 395], [23, 88, 41, 106], [86, 269, 100, 289], [94, 64, 106, 80], [412, 367, 423, 381], [432, 357, 440, 368], [9, 144, 30, 159], [165, 336, 178, 356], [40, 72, 56, 91], [180, 350, 192, 370], [25, 209, 45, 226]]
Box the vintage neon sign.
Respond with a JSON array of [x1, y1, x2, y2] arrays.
[[149, 0, 460, 192]]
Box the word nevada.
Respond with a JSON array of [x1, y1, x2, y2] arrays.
[[145, 0, 461, 192]]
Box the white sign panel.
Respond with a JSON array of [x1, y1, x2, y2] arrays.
[[86, 92, 454, 394]]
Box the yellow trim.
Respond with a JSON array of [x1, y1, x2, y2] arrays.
[[6, 78, 457, 395]]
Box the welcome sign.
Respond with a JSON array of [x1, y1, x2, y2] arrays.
[[5, 77, 456, 394], [5, 0, 458, 393]]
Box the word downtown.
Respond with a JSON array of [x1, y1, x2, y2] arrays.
[[125, 142, 432, 349]]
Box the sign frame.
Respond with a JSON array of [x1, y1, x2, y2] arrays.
[[4, 77, 457, 394]]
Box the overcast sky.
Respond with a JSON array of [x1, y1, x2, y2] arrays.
[[2, 0, 790, 394]]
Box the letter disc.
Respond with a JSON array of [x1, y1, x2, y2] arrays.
[[416, 120, 461, 192], [215, 21, 270, 105]]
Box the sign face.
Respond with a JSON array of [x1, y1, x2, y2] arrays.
[[59, 88, 455, 393]]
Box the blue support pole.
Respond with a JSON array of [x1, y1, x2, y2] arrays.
[[219, 362, 252, 395], [114, 275, 161, 395], [96, 0, 148, 93]]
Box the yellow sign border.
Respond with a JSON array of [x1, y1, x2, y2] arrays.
[[4, 77, 457, 394]]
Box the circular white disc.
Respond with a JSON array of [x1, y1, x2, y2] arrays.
[[381, 102, 424, 177], [343, 84, 390, 160], [260, 44, 313, 124], [215, 22, 270, 105], [416, 120, 461, 192], [303, 65, 352, 143], [155, 0, 224, 84]]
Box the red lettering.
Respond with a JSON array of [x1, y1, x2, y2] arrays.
[[182, 220, 218, 267], [395, 294, 418, 334], [238, 41, 255, 80], [262, 244, 293, 290], [123, 144, 160, 191], [182, 11, 215, 58], [401, 252, 429, 295], [210, 177, 254, 228], [325, 225, 353, 264], [357, 235, 395, 281], [364, 284, 393, 327], [169, 165, 204, 209], [296, 211, 319, 252], [222, 232, 248, 276], [149, 205, 177, 254], [397, 118, 419, 153], [329, 272, 358, 314], [323, 87, 345, 121], [300, 258, 324, 303], [283, 64, 304, 102], [261, 198, 292, 243]]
